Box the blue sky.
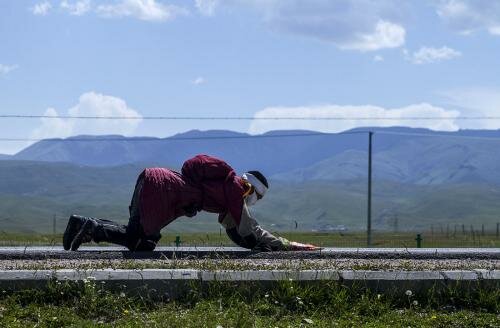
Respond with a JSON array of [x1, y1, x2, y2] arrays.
[[0, 0, 500, 154]]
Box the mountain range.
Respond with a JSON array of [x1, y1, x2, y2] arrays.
[[5, 127, 500, 185]]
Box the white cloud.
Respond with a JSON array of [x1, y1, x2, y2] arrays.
[[0, 64, 18, 75], [248, 103, 460, 134], [408, 46, 462, 64], [191, 76, 206, 85], [32, 92, 142, 139], [490, 26, 500, 35], [439, 87, 500, 130], [60, 0, 92, 16], [338, 20, 405, 51], [196, 0, 407, 52], [195, 0, 219, 16], [96, 0, 188, 21], [373, 55, 384, 62], [436, 0, 500, 36], [31, 1, 52, 15]]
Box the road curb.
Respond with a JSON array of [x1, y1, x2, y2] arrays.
[[0, 269, 498, 299], [0, 247, 498, 260]]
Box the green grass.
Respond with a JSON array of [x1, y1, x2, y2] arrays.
[[0, 280, 498, 327], [1, 231, 499, 248]]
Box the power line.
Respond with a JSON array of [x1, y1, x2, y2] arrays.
[[375, 130, 500, 142], [1, 114, 500, 120], [0, 130, 369, 142]]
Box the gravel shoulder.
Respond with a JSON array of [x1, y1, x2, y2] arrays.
[[1, 258, 498, 271]]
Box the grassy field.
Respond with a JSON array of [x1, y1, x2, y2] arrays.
[[0, 279, 498, 327], [0, 231, 499, 248]]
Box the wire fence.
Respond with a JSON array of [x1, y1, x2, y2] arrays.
[[0, 223, 499, 248], [2, 116, 500, 247]]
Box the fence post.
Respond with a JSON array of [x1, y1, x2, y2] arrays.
[[366, 131, 373, 248], [497, 222, 499, 238], [415, 234, 422, 248], [462, 224, 465, 235], [53, 214, 56, 235], [481, 224, 485, 236]]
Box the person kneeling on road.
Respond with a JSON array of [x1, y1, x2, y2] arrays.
[[62, 154, 320, 252]]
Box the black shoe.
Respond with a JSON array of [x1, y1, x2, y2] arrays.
[[63, 215, 95, 251]]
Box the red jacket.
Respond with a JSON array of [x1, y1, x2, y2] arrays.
[[139, 154, 246, 235]]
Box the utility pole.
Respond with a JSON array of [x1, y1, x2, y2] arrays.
[[367, 131, 373, 247]]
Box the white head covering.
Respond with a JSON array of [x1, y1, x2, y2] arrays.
[[242, 172, 267, 196]]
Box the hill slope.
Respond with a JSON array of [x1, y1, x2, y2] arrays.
[[1, 161, 499, 233]]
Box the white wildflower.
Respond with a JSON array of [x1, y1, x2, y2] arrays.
[[405, 290, 413, 297], [303, 318, 314, 324]]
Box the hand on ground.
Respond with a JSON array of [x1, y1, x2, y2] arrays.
[[288, 241, 322, 251]]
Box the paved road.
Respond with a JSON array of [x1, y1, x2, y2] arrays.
[[0, 246, 498, 260]]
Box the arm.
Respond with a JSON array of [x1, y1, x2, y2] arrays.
[[220, 203, 289, 251], [221, 204, 322, 251]]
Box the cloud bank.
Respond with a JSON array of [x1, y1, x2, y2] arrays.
[[97, 0, 188, 21], [0, 64, 18, 75], [440, 87, 500, 130], [248, 103, 461, 134], [31, 1, 52, 15], [408, 46, 462, 64], [30, 0, 188, 22], [195, 0, 219, 16], [195, 0, 408, 51], [436, 0, 500, 35], [60, 0, 91, 16], [32, 92, 142, 140]]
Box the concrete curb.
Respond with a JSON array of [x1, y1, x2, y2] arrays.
[[0, 269, 498, 298], [0, 247, 499, 260]]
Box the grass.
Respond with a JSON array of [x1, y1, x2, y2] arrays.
[[0, 279, 498, 327], [0, 231, 499, 248]]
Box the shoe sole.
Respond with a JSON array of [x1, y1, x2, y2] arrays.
[[63, 215, 81, 251], [70, 219, 93, 251]]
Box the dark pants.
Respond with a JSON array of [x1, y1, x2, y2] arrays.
[[93, 174, 161, 251]]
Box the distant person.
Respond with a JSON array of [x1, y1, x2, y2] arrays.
[[63, 154, 320, 252]]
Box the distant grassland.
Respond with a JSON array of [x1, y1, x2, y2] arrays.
[[2, 160, 500, 234], [1, 231, 498, 247]]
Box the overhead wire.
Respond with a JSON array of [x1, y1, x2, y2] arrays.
[[374, 130, 500, 142], [1, 114, 500, 120], [0, 130, 370, 142]]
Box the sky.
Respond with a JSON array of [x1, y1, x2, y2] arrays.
[[0, 0, 500, 154]]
